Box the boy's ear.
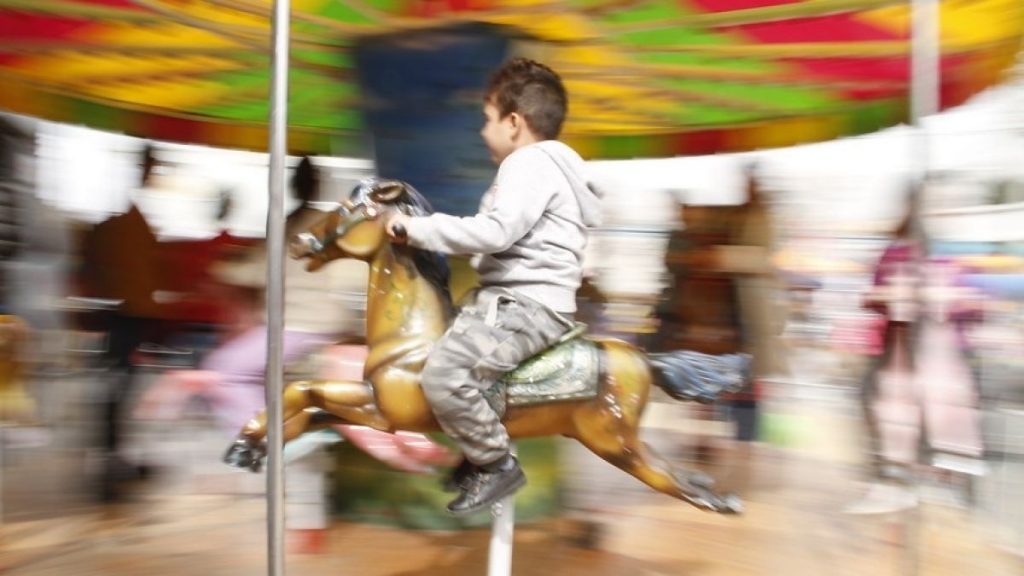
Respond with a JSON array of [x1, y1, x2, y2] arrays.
[[507, 112, 523, 136]]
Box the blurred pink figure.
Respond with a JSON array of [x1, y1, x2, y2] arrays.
[[873, 327, 923, 465], [871, 259, 983, 468], [136, 344, 455, 472], [847, 206, 984, 514], [916, 259, 984, 460]]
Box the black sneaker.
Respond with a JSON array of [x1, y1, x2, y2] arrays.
[[441, 457, 478, 493], [446, 455, 526, 516]]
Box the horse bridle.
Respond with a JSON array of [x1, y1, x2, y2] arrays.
[[293, 179, 405, 257]]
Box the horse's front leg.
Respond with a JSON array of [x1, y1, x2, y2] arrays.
[[224, 379, 388, 472]]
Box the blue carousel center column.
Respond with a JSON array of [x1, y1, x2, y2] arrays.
[[353, 23, 510, 217]]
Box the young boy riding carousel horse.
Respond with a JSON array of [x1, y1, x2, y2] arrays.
[[384, 58, 601, 515]]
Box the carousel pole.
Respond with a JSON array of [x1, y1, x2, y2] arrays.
[[901, 2, 940, 576], [265, 0, 291, 574], [910, 0, 940, 171], [487, 443, 517, 576]]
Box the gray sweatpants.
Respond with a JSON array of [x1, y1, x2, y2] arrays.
[[422, 286, 574, 465]]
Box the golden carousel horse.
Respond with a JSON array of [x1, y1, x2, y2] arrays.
[[224, 178, 748, 514]]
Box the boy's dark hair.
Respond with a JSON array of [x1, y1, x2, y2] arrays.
[[485, 58, 567, 140]]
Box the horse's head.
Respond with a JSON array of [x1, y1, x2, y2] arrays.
[[289, 178, 417, 271]]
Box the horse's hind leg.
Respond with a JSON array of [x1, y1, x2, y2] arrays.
[[570, 341, 742, 513], [572, 411, 742, 514]]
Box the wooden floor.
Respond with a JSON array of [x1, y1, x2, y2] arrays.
[[3, 449, 1021, 575], [2, 393, 1022, 576]]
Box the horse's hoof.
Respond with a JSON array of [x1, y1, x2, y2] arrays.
[[680, 480, 742, 515], [717, 494, 744, 515], [223, 438, 265, 473]]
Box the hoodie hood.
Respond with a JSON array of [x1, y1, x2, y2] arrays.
[[534, 140, 603, 228]]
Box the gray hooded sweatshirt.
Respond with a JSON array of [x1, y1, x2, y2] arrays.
[[405, 140, 601, 313]]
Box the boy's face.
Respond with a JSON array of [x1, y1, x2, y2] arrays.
[[480, 100, 518, 165]]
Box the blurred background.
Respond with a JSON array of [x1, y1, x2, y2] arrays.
[[2, 1, 1024, 575]]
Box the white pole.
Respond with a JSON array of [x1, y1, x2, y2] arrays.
[[487, 443, 517, 576], [266, 0, 290, 574], [910, 0, 940, 174], [902, 5, 939, 576]]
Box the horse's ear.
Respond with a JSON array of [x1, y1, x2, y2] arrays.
[[368, 180, 405, 204]]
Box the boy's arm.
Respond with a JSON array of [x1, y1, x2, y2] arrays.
[[404, 151, 555, 255]]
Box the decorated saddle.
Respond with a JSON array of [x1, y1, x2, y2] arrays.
[[485, 325, 600, 416]]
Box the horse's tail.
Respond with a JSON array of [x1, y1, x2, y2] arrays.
[[648, 351, 750, 404]]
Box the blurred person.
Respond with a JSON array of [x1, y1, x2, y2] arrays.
[[845, 184, 924, 514], [914, 257, 984, 477], [384, 58, 601, 515], [80, 143, 174, 501], [0, 116, 27, 311], [716, 165, 787, 444], [5, 155, 76, 425], [201, 155, 366, 432], [848, 205, 985, 514], [650, 199, 691, 353], [0, 116, 34, 423], [650, 199, 746, 467], [652, 200, 743, 357], [8, 191, 74, 372]]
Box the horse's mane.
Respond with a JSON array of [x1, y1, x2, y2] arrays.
[[350, 180, 452, 306]]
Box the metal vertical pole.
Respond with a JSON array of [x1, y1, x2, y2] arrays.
[[901, 4, 939, 576], [910, 0, 940, 173], [487, 494, 516, 576], [266, 0, 290, 575], [487, 443, 516, 576]]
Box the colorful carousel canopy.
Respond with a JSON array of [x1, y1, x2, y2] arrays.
[[0, 0, 1021, 158]]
